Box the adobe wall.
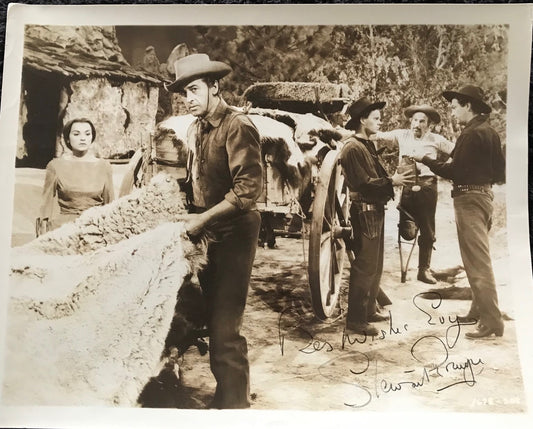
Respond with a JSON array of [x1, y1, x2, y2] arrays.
[[58, 77, 159, 158]]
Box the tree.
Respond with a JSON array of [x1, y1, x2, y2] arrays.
[[165, 24, 508, 144]]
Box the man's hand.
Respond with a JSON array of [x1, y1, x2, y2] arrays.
[[391, 170, 416, 187], [410, 147, 435, 162], [184, 213, 208, 238]]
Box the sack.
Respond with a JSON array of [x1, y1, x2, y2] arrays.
[[399, 219, 417, 241]]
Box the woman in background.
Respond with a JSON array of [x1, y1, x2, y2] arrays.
[[38, 118, 114, 234]]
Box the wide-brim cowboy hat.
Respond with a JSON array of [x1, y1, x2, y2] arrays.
[[345, 97, 386, 130], [442, 84, 492, 114], [165, 53, 232, 93], [404, 104, 441, 124]]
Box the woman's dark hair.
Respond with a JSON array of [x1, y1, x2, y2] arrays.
[[62, 118, 96, 150]]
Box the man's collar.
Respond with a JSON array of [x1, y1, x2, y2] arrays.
[[354, 135, 376, 150], [354, 133, 371, 142], [464, 114, 488, 129], [201, 98, 228, 128]]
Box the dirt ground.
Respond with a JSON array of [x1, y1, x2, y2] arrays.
[[141, 180, 525, 413], [7, 168, 526, 413]]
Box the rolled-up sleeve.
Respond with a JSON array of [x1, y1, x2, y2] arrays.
[[224, 115, 263, 210]]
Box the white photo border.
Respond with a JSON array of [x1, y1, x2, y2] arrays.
[[0, 3, 532, 428]]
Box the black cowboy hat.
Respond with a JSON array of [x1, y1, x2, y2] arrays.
[[165, 53, 232, 93], [345, 97, 386, 130], [404, 104, 441, 124], [442, 85, 492, 114]]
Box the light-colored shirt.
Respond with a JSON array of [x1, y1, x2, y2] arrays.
[[376, 129, 455, 177], [40, 157, 114, 219]]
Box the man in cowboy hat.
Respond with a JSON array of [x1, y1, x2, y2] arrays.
[[167, 53, 263, 407], [340, 97, 415, 336], [374, 104, 454, 284], [412, 84, 505, 339]]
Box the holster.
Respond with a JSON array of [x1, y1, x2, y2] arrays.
[[354, 203, 384, 240]]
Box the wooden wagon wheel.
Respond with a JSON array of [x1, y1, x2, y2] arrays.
[[308, 148, 351, 320]]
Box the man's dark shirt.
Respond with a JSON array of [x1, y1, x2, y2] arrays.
[[423, 115, 505, 185], [187, 99, 263, 210], [340, 135, 394, 204]]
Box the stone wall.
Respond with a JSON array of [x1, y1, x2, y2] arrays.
[[58, 77, 159, 158]]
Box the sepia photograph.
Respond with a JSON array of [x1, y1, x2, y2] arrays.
[[0, 3, 532, 428]]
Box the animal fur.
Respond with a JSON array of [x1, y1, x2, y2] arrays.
[[19, 174, 192, 257], [5, 175, 209, 407]]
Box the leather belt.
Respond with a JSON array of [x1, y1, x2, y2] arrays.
[[356, 202, 381, 212], [349, 193, 384, 212], [451, 184, 492, 198], [349, 191, 378, 202]]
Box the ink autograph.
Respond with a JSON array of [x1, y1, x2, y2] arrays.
[[277, 292, 484, 407]]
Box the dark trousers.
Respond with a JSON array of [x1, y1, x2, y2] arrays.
[[399, 179, 437, 249], [453, 191, 503, 330], [346, 204, 385, 324], [198, 210, 261, 408]]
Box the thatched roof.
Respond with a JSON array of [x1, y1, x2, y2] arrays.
[[243, 82, 352, 114], [23, 25, 161, 84]]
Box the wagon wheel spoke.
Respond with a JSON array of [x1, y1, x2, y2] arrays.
[[320, 231, 331, 246], [319, 240, 332, 292], [335, 173, 345, 199], [332, 238, 344, 274], [328, 252, 335, 305], [334, 193, 347, 225], [323, 215, 332, 231], [324, 190, 335, 229]]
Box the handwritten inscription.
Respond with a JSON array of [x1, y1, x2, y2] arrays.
[[413, 292, 478, 347], [341, 311, 409, 348], [278, 303, 333, 356], [276, 293, 489, 408]]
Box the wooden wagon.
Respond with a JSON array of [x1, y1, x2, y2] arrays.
[[243, 81, 356, 320]]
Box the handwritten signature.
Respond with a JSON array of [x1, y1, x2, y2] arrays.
[[276, 293, 486, 408], [319, 337, 484, 408]]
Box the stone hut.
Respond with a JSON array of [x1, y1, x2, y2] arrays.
[[18, 25, 162, 168]]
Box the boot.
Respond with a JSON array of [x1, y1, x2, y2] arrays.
[[345, 321, 379, 336], [417, 245, 437, 284], [346, 277, 377, 334]]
